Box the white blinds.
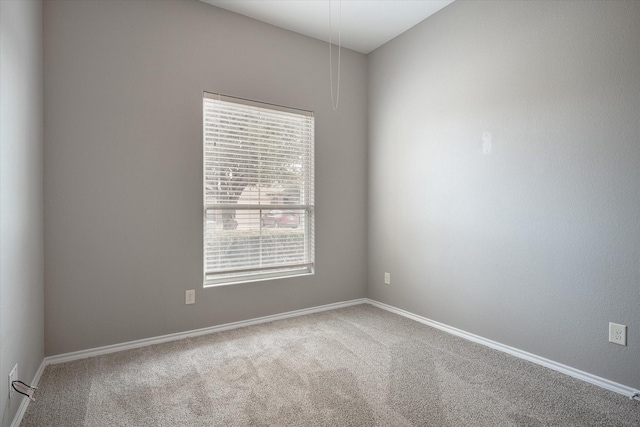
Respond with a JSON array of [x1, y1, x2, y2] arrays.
[[203, 93, 314, 286]]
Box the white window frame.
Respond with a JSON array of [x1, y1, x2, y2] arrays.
[[203, 93, 315, 287]]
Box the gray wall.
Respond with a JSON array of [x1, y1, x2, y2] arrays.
[[43, 0, 368, 356], [368, 0, 640, 388], [0, 0, 44, 425], [41, 0, 640, 394]]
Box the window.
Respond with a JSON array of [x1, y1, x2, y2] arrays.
[[203, 93, 314, 286]]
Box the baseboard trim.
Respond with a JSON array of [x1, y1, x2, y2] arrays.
[[11, 299, 365, 427], [366, 298, 640, 400], [11, 296, 638, 427], [10, 358, 47, 427], [45, 298, 367, 365]]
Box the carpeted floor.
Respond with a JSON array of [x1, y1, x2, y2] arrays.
[[21, 304, 640, 426]]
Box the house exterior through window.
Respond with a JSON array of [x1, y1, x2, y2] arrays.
[[203, 93, 315, 286]]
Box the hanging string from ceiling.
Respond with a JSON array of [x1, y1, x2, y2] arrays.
[[329, 0, 341, 111]]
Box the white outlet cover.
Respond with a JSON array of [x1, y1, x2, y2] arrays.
[[8, 364, 17, 398], [609, 322, 626, 346], [185, 290, 195, 305], [384, 272, 391, 285]]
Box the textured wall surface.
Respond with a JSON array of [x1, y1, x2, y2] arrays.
[[43, 0, 368, 356], [40, 0, 640, 396], [368, 0, 640, 388], [0, 1, 44, 425]]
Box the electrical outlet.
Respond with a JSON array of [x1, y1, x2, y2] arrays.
[[384, 272, 391, 285], [609, 322, 626, 346], [185, 290, 195, 305], [8, 364, 18, 399]]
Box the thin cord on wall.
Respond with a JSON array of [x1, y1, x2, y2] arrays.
[[329, 0, 341, 111]]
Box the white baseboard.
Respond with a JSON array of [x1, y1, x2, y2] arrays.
[[10, 298, 366, 427], [366, 298, 640, 400], [46, 298, 367, 365], [10, 296, 639, 427], [10, 359, 46, 427]]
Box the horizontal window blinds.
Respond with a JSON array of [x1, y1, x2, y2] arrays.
[[203, 93, 314, 286]]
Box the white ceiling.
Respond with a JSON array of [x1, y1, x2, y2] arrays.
[[200, 0, 455, 54]]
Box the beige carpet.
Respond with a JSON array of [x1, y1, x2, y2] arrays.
[[21, 305, 640, 426]]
